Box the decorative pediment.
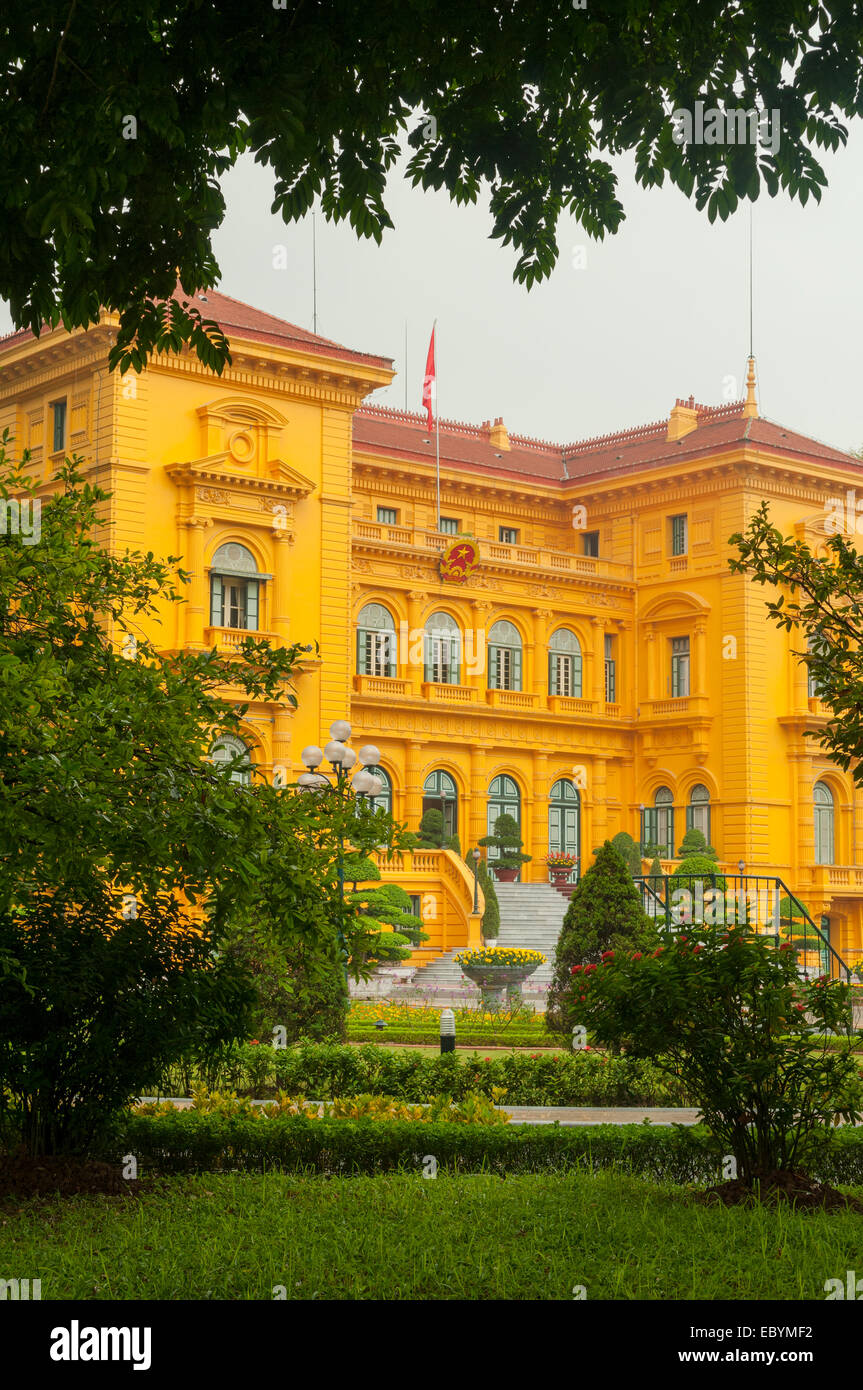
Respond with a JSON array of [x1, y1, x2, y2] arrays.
[[166, 453, 315, 501], [193, 395, 296, 479]]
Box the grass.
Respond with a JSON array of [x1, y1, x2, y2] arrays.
[[4, 1170, 862, 1300]]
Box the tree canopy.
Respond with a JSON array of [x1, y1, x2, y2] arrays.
[[2, 1, 861, 370], [730, 502, 863, 782]]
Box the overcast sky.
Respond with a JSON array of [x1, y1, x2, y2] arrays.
[[5, 127, 862, 454]]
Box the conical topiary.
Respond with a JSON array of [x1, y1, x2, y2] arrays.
[[546, 840, 658, 1034], [415, 808, 446, 848]]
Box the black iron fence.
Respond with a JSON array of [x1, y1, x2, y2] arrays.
[[633, 873, 854, 984]]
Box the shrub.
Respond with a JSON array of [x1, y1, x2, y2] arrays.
[[222, 920, 348, 1046], [446, 834, 462, 855], [364, 931, 412, 964], [677, 827, 718, 860], [156, 1041, 687, 1106], [568, 925, 863, 1185], [609, 831, 642, 876], [546, 841, 658, 1034], [415, 808, 446, 848], [106, 1112, 863, 1183]]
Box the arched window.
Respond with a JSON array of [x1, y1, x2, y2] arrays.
[[424, 612, 460, 685], [210, 542, 265, 631], [642, 786, 674, 856], [549, 779, 580, 880], [356, 603, 396, 677], [488, 620, 523, 691], [423, 769, 458, 838], [548, 627, 582, 697], [209, 732, 253, 786], [686, 784, 711, 842], [364, 764, 392, 816], [814, 782, 835, 865]]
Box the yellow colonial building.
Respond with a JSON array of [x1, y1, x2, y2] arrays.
[[2, 289, 862, 967]]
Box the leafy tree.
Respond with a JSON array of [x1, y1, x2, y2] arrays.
[[479, 813, 531, 873], [546, 841, 657, 1034], [648, 856, 663, 882], [2, 3, 859, 368], [730, 502, 863, 781], [677, 826, 718, 860], [0, 442, 404, 1154], [221, 918, 349, 1044], [568, 927, 861, 1189], [608, 831, 642, 876]]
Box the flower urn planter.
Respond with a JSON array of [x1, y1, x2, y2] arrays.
[[548, 868, 572, 886], [459, 963, 540, 1009], [493, 866, 519, 883]]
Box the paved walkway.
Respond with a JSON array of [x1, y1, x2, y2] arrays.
[[140, 1099, 700, 1126]]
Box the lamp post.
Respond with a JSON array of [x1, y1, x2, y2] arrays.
[[299, 721, 383, 977], [471, 847, 481, 914]]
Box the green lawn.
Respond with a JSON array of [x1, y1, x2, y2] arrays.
[[4, 1171, 861, 1300]]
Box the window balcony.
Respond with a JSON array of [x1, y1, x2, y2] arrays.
[[547, 695, 596, 717], [351, 522, 633, 580], [422, 681, 478, 703], [485, 689, 539, 710], [204, 625, 281, 651], [352, 673, 411, 697]]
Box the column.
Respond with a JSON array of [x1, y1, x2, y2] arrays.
[[694, 617, 707, 696], [592, 756, 608, 845], [644, 624, 657, 702], [533, 609, 551, 702], [593, 616, 605, 705], [532, 751, 548, 885], [406, 741, 425, 831], [270, 531, 294, 643], [471, 599, 493, 697], [469, 742, 489, 853], [183, 516, 212, 650], [405, 591, 426, 696]]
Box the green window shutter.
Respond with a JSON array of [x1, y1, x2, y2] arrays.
[[210, 575, 223, 627], [513, 646, 522, 691], [356, 628, 366, 674], [246, 580, 258, 630], [451, 638, 460, 685], [573, 652, 582, 698], [548, 652, 556, 695]]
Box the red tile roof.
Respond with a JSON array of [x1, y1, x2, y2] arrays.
[[0, 287, 393, 372], [354, 401, 861, 487]]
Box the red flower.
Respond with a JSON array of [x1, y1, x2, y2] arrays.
[[584, 1044, 592, 1051], [795, 1004, 805, 1012], [679, 936, 688, 944], [652, 948, 663, 958], [692, 945, 703, 954], [632, 952, 643, 960], [250, 1040, 260, 1045], [579, 994, 586, 1001], [571, 964, 583, 975], [601, 950, 614, 961]]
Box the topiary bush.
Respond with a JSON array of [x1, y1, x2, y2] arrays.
[[479, 813, 531, 874], [677, 826, 718, 860], [415, 808, 446, 848], [609, 831, 642, 876], [546, 841, 658, 1034]]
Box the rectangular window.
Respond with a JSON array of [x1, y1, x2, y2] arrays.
[[549, 653, 574, 697], [409, 894, 421, 919], [425, 634, 459, 685], [583, 531, 599, 557], [670, 636, 690, 697], [439, 516, 459, 535], [358, 630, 395, 678], [498, 526, 519, 544], [489, 645, 522, 692], [670, 514, 688, 556], [51, 399, 67, 453], [210, 576, 258, 631], [376, 506, 398, 525], [604, 634, 616, 703]]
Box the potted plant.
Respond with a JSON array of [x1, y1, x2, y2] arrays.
[[546, 851, 578, 885], [455, 946, 545, 1009], [479, 813, 532, 882]]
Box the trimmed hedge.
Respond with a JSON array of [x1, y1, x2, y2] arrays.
[[346, 1028, 558, 1047], [109, 1112, 863, 1185], [158, 1042, 689, 1106]]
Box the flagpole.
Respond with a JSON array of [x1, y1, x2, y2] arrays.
[[434, 320, 440, 531]]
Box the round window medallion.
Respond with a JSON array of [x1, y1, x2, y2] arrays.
[[228, 429, 255, 464]]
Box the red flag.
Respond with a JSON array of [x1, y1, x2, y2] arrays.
[[422, 325, 436, 429]]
